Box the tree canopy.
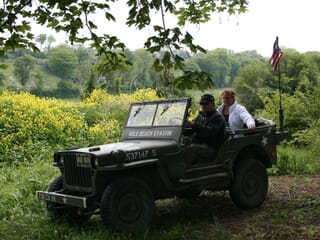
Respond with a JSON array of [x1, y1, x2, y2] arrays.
[[14, 54, 35, 86], [0, 0, 248, 90], [48, 45, 78, 79]]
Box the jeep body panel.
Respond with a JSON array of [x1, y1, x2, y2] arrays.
[[216, 127, 278, 168]]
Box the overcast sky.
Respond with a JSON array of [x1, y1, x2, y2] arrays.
[[38, 0, 320, 57]]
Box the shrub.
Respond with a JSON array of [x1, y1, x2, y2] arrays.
[[0, 91, 87, 163], [0, 89, 160, 164], [80, 88, 160, 127]]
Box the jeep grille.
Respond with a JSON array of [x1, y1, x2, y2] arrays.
[[62, 153, 93, 192]]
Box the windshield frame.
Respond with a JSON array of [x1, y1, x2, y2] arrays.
[[126, 98, 189, 128], [121, 98, 191, 142]]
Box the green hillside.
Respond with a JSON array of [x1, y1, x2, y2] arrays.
[[0, 58, 61, 92]]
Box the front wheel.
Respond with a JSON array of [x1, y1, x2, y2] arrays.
[[229, 158, 268, 209], [46, 176, 64, 214], [100, 178, 155, 232], [46, 176, 91, 222]]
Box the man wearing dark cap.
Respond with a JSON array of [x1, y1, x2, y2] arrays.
[[184, 93, 226, 166]]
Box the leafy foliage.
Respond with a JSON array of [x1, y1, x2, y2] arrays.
[[0, 0, 249, 91], [271, 145, 320, 175], [0, 89, 159, 164], [0, 91, 87, 163], [13, 54, 35, 86], [233, 60, 273, 113], [48, 45, 78, 79], [0, 71, 5, 86]]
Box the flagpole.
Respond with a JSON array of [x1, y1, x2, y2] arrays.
[[278, 62, 284, 131], [271, 36, 284, 132]]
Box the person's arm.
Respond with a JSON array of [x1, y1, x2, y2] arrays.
[[238, 106, 255, 129], [194, 113, 225, 137]]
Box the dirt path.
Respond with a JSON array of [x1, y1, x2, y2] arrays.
[[154, 175, 320, 239], [225, 175, 320, 239]]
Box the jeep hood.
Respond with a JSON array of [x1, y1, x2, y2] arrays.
[[60, 139, 179, 158]]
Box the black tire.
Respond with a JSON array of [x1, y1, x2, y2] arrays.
[[100, 178, 155, 232], [229, 158, 268, 210], [46, 176, 91, 222], [46, 176, 64, 214]]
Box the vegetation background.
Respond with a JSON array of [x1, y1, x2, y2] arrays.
[[1, 41, 320, 239]]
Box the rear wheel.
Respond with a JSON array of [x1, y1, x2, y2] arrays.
[[229, 158, 268, 209], [100, 178, 155, 232]]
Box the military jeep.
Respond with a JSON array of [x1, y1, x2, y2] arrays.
[[37, 97, 286, 232]]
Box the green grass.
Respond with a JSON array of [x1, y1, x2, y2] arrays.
[[270, 144, 320, 175], [0, 159, 233, 240], [1, 151, 320, 239]]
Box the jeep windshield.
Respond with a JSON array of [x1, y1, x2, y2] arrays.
[[121, 98, 191, 142], [126, 99, 189, 127]]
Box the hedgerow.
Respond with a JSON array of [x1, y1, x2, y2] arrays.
[[0, 91, 86, 163], [0, 89, 160, 164]]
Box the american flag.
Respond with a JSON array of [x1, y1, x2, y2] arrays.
[[270, 36, 283, 71]]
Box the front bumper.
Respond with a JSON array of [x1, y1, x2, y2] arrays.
[[36, 191, 88, 208]]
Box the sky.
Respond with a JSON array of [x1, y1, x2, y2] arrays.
[[37, 0, 320, 57]]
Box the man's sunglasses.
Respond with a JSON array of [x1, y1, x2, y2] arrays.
[[200, 101, 210, 105]]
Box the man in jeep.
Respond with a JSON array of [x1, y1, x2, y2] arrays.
[[184, 93, 226, 166]]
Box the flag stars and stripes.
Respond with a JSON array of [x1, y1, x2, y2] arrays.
[[270, 36, 283, 71]]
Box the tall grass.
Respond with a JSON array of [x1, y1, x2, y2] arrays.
[[270, 144, 320, 175]]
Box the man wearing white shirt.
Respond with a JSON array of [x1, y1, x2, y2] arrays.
[[218, 88, 255, 132]]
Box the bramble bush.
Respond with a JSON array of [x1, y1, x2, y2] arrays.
[[0, 89, 159, 164]]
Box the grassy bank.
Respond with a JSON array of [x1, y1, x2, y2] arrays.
[[1, 159, 320, 240]]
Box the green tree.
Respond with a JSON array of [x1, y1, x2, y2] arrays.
[[0, 71, 5, 85], [278, 48, 319, 95], [13, 54, 35, 86], [192, 49, 233, 88], [47, 35, 56, 55], [229, 50, 264, 86], [233, 61, 273, 113], [83, 70, 97, 98], [48, 45, 78, 80], [210, 49, 232, 88], [76, 46, 91, 64], [305, 51, 320, 72], [36, 34, 47, 51], [125, 49, 158, 92], [74, 46, 95, 90], [0, 0, 248, 91]]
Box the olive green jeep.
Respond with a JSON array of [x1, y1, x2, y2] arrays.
[[37, 97, 287, 232]]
